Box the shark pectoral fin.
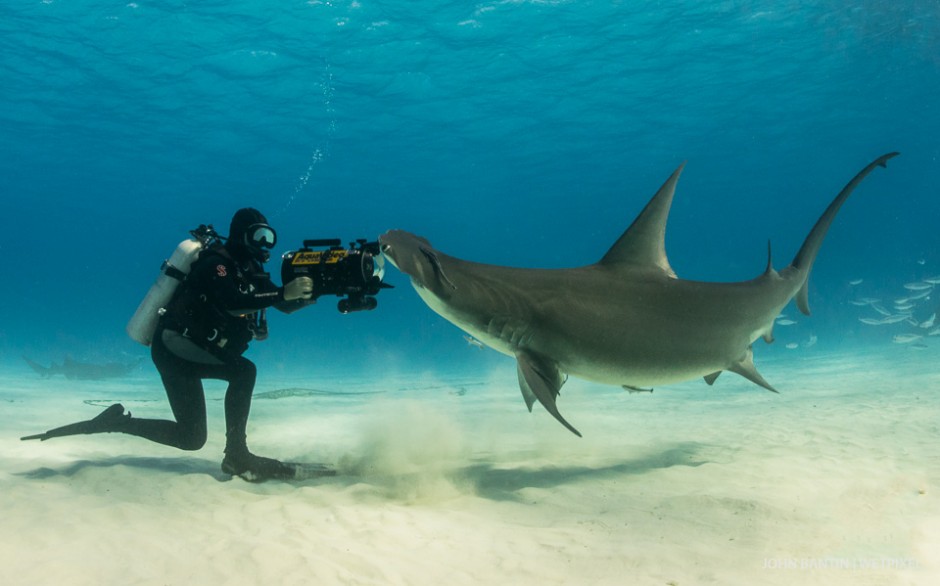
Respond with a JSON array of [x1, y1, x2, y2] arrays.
[[519, 374, 538, 412], [727, 347, 779, 393], [515, 351, 582, 437], [703, 372, 721, 386]]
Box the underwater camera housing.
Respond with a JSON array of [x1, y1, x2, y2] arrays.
[[281, 239, 392, 314]]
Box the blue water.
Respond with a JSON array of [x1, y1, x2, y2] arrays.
[[1, 1, 938, 378]]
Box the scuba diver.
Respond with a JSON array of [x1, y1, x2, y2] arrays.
[[22, 208, 315, 482]]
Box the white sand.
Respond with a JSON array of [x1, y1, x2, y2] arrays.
[[1, 347, 937, 585]]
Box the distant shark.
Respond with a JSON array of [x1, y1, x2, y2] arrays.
[[24, 356, 142, 381], [379, 153, 898, 436]]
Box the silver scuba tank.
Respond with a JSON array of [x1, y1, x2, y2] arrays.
[[126, 225, 219, 346]]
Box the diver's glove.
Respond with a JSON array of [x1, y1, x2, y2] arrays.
[[283, 276, 314, 301]]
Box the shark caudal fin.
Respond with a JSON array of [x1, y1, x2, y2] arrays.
[[788, 152, 898, 315], [23, 356, 57, 378]]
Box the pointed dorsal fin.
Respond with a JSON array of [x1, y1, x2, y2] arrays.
[[599, 162, 685, 277]]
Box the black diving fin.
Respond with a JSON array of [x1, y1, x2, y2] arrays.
[[21, 403, 131, 441]]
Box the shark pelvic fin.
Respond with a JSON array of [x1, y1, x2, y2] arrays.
[[703, 371, 721, 386], [599, 162, 685, 278], [727, 347, 778, 393], [516, 351, 581, 437]]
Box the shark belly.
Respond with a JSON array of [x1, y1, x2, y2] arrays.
[[416, 276, 776, 387], [517, 276, 795, 388], [546, 281, 793, 387], [414, 266, 799, 387], [415, 284, 530, 358], [540, 316, 747, 386]]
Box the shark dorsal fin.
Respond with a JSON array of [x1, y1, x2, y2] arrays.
[[599, 162, 685, 278]]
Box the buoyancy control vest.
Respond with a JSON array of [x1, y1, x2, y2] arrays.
[[157, 245, 258, 358]]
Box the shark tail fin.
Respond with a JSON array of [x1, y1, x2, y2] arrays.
[[788, 152, 898, 315], [23, 356, 55, 378]]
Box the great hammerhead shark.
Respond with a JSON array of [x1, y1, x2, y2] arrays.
[[379, 153, 898, 436]]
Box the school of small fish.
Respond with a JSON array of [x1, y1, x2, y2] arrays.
[[770, 271, 938, 352], [774, 311, 818, 350], [850, 272, 940, 349]]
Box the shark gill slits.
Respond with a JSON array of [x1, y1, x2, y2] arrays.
[[420, 247, 457, 290]]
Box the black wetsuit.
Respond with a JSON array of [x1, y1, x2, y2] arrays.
[[121, 244, 287, 453], [21, 208, 305, 480]]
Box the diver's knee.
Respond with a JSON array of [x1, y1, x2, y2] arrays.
[[242, 359, 257, 382], [177, 429, 207, 451]]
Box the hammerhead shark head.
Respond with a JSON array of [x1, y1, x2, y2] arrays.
[[379, 153, 898, 436]]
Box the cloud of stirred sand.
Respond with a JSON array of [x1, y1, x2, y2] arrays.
[[337, 400, 476, 503]]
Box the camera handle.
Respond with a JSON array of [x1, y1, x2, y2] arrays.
[[302, 239, 342, 249]]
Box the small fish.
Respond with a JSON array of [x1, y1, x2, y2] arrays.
[[892, 334, 924, 344], [848, 299, 871, 306], [917, 259, 927, 266], [805, 334, 818, 348], [928, 327, 940, 337], [776, 319, 797, 326], [463, 335, 485, 350], [920, 313, 937, 329], [908, 289, 932, 301], [785, 343, 799, 349], [881, 314, 914, 324], [904, 281, 933, 291], [910, 343, 928, 350], [859, 314, 914, 326], [871, 303, 892, 316], [923, 275, 940, 284], [894, 303, 915, 312], [848, 278, 863, 286]]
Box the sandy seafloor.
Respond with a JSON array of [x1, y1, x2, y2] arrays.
[[1, 345, 937, 586]]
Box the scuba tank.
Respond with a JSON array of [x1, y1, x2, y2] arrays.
[[126, 225, 221, 346]]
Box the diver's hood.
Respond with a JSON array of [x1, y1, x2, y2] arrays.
[[227, 207, 276, 263]]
